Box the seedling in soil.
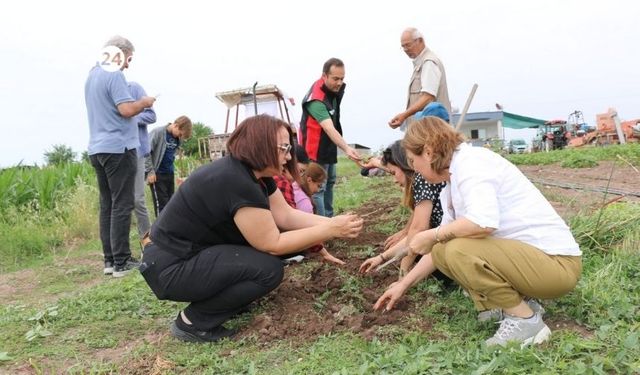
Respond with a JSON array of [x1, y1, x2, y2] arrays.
[[314, 290, 332, 312], [337, 270, 367, 308]]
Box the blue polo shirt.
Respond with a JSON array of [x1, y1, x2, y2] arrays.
[[85, 64, 138, 154]]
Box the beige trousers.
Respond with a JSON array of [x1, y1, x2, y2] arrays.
[[431, 237, 582, 311]]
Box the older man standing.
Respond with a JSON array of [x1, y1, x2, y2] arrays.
[[389, 28, 452, 130], [85, 36, 155, 277]]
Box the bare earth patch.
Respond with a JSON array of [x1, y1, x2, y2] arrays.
[[0, 251, 105, 306], [519, 161, 640, 218]]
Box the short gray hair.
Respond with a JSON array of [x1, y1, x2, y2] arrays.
[[404, 27, 424, 41], [104, 35, 135, 55]]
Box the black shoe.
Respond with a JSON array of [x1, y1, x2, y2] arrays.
[[230, 304, 254, 318], [103, 261, 114, 275], [113, 257, 140, 278], [170, 315, 236, 343]]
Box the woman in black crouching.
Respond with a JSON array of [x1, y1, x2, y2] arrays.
[[140, 114, 363, 343]]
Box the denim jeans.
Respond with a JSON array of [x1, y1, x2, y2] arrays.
[[90, 149, 137, 266], [312, 163, 336, 217]]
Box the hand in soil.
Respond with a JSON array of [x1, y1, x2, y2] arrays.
[[373, 281, 409, 312], [320, 248, 346, 265], [359, 255, 383, 274], [329, 214, 364, 238], [384, 230, 405, 250]]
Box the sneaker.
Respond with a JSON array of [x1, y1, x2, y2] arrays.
[[282, 255, 304, 264], [478, 299, 545, 322], [170, 315, 236, 343], [485, 312, 551, 348], [113, 257, 140, 278], [103, 261, 114, 275]]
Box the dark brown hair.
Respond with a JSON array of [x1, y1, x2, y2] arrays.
[[322, 57, 344, 74], [382, 140, 415, 209], [227, 114, 298, 180], [299, 162, 327, 198]]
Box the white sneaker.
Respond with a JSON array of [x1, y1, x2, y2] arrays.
[[478, 299, 545, 322], [485, 312, 551, 348]]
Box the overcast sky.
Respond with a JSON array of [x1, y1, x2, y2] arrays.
[[1, 0, 638, 167]]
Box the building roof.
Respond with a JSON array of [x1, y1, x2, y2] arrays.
[[215, 84, 286, 109], [451, 111, 546, 129]]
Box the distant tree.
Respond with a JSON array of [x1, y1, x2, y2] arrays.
[[44, 144, 76, 165], [181, 122, 213, 157]]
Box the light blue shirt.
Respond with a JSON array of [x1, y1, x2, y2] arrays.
[[85, 64, 138, 154], [128, 81, 156, 156]]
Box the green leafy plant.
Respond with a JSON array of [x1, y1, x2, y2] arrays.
[[25, 306, 58, 341]]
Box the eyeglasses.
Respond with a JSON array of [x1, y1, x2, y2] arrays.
[[277, 143, 292, 153], [401, 39, 418, 50]]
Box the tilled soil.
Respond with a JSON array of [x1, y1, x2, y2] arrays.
[[519, 161, 640, 218], [232, 162, 632, 344], [237, 200, 435, 343]]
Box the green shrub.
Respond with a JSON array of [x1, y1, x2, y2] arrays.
[[561, 154, 598, 168], [507, 143, 640, 166], [570, 202, 640, 251], [0, 216, 63, 271]]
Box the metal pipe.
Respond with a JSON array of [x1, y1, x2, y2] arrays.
[[252, 81, 258, 115]]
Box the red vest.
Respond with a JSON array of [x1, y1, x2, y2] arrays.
[[299, 78, 344, 164]]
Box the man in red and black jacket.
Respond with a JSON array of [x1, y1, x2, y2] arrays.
[[298, 57, 362, 217]]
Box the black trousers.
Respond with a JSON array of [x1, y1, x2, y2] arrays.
[[140, 243, 284, 331], [89, 149, 137, 265], [149, 172, 174, 218]]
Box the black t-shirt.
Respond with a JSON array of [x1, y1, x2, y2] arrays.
[[150, 156, 277, 258]]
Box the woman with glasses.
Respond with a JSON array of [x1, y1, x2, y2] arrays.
[[140, 114, 364, 343]]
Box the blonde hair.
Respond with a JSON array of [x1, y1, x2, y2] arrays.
[[402, 117, 464, 175], [172, 115, 193, 139]]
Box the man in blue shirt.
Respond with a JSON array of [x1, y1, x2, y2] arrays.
[[85, 35, 155, 277], [128, 81, 156, 242]]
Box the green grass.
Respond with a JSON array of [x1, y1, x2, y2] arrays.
[[333, 157, 392, 213], [1, 151, 640, 373], [506, 143, 640, 166]]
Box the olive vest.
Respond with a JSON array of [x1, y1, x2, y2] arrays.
[[407, 47, 451, 121]]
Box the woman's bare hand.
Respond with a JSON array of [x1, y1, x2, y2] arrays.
[[373, 280, 409, 311], [359, 255, 383, 274], [409, 230, 437, 255], [329, 214, 364, 238], [319, 248, 346, 265]]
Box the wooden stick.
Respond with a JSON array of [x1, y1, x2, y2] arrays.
[[454, 83, 478, 131]]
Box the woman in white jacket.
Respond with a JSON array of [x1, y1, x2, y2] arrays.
[[372, 116, 582, 348]]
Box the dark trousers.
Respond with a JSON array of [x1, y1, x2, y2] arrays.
[[149, 173, 174, 217], [140, 243, 284, 331], [90, 149, 137, 265]]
